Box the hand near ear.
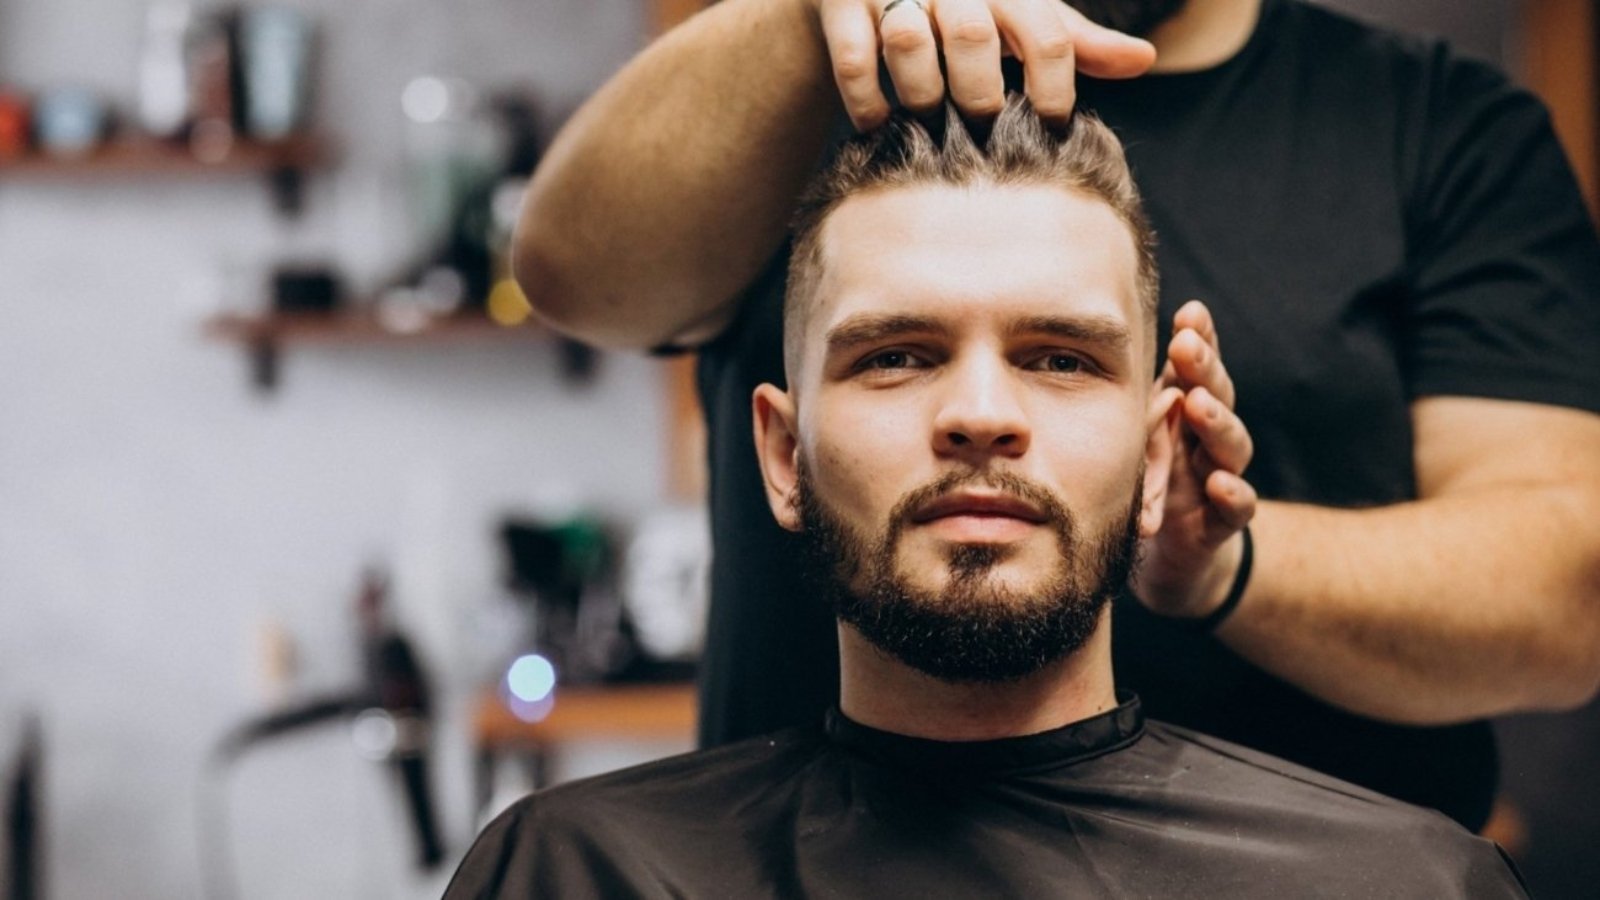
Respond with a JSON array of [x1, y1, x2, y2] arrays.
[[1134, 300, 1258, 621]]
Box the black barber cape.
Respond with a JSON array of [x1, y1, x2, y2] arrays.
[[445, 695, 1525, 898]]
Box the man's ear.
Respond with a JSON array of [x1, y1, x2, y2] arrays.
[[1140, 386, 1184, 539], [752, 383, 804, 532]]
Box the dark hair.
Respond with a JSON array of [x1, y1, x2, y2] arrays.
[[785, 96, 1158, 376]]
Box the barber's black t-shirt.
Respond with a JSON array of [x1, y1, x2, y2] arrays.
[[693, 0, 1600, 830]]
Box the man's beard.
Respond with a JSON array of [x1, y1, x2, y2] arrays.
[[1065, 0, 1188, 37], [797, 463, 1143, 684]]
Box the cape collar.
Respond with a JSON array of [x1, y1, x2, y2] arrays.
[[825, 691, 1145, 777]]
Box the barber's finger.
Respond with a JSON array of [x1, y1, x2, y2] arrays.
[[1156, 358, 1179, 391], [1173, 299, 1220, 352], [1182, 386, 1253, 474], [1052, 3, 1155, 79], [1204, 470, 1257, 533], [932, 0, 1004, 119], [990, 0, 1074, 123], [821, 0, 891, 130], [1168, 326, 1237, 409], [1162, 405, 1208, 507], [878, 0, 944, 113], [1148, 385, 1184, 440]]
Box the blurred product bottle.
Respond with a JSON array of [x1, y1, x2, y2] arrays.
[[137, 0, 193, 139], [33, 88, 106, 157], [483, 93, 543, 327], [186, 9, 239, 162], [485, 176, 534, 327], [400, 76, 508, 306], [0, 91, 29, 159], [239, 5, 313, 140]]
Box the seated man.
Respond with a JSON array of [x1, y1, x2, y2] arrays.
[[445, 98, 1524, 898]]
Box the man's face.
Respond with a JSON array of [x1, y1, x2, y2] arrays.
[[1066, 0, 1188, 37], [756, 183, 1167, 682]]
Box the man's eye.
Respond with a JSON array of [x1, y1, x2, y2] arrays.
[[1030, 353, 1084, 373], [865, 350, 918, 369]]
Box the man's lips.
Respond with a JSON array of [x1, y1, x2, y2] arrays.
[[909, 491, 1050, 525]]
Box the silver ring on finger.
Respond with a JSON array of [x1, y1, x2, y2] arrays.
[[879, 0, 928, 27]]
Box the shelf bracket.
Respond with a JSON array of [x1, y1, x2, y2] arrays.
[[267, 166, 305, 217], [249, 337, 281, 393]]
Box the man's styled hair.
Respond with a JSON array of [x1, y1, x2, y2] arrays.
[[784, 96, 1159, 378]]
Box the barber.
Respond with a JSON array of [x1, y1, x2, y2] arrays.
[[513, 0, 1600, 831]]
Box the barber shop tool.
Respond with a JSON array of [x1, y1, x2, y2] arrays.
[[501, 516, 628, 685], [202, 569, 443, 897], [501, 512, 700, 690]]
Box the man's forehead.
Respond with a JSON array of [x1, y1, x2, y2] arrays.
[[819, 181, 1130, 249], [809, 183, 1142, 342]]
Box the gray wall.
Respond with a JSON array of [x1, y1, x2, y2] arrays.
[[0, 1, 665, 897]]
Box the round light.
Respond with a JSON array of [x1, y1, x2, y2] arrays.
[[401, 77, 450, 124], [506, 654, 557, 703], [350, 708, 397, 760]]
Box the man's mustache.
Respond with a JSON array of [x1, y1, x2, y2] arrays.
[[884, 469, 1074, 546]]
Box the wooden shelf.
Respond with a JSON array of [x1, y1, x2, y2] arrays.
[[0, 133, 325, 176], [204, 309, 546, 390], [205, 309, 537, 344], [0, 133, 328, 213]]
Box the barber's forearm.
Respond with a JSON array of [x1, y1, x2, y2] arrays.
[[515, 0, 839, 349], [1216, 488, 1600, 725]]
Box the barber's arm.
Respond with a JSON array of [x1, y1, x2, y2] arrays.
[[514, 0, 1154, 349], [1229, 398, 1600, 723], [1138, 303, 1600, 724]]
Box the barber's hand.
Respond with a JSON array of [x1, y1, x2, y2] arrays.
[[1136, 300, 1259, 620], [812, 0, 1157, 131]]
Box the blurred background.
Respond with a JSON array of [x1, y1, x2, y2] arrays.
[[0, 0, 1593, 898]]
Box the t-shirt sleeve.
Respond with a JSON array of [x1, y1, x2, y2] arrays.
[[1403, 48, 1600, 413]]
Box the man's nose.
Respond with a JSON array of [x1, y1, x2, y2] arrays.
[[931, 358, 1031, 461]]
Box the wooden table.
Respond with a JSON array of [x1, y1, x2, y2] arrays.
[[471, 682, 697, 815]]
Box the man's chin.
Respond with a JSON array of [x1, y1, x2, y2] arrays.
[[834, 537, 1122, 685], [888, 565, 1062, 608], [896, 541, 1051, 591]]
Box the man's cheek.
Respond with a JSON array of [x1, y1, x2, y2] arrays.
[[815, 450, 880, 519]]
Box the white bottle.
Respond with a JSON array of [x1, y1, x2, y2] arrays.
[[136, 0, 193, 139]]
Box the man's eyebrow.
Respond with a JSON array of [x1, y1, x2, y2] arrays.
[[824, 313, 949, 354], [1007, 314, 1132, 353]]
